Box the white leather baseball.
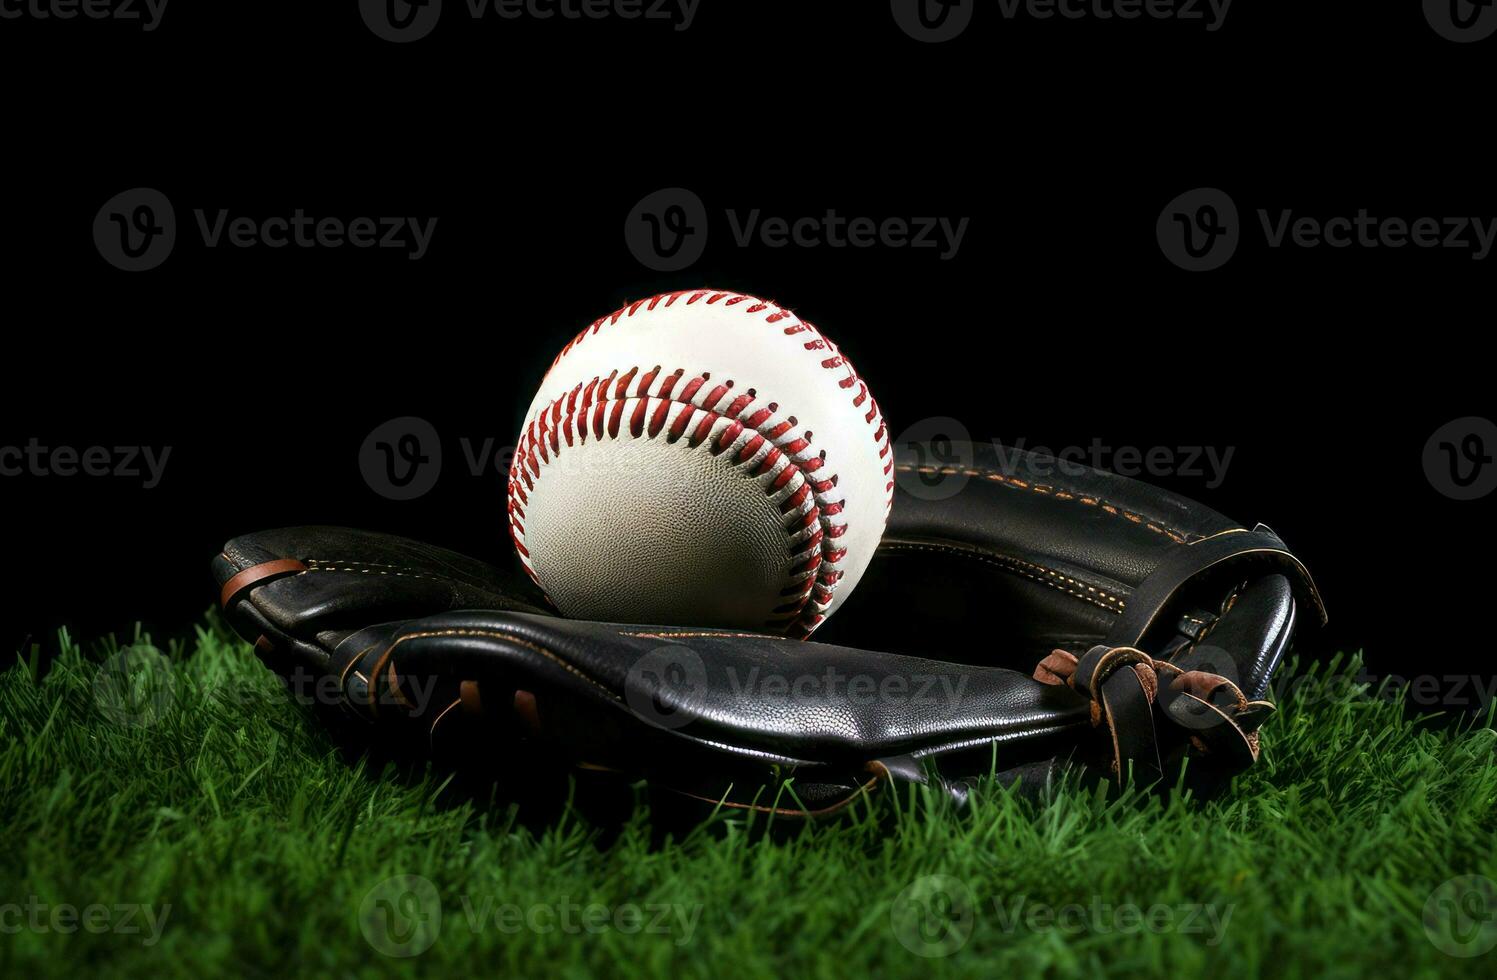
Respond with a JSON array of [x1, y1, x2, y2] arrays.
[[508, 289, 892, 637]]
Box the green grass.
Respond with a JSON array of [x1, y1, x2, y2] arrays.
[[2, 620, 1495, 979]]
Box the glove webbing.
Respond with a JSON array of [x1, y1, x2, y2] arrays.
[[1034, 645, 1273, 785]]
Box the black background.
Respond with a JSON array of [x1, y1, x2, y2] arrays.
[[0, 1, 1490, 689]]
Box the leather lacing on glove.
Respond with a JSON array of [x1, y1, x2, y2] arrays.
[[1033, 644, 1273, 786]]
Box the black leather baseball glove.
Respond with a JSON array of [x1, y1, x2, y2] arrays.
[[212, 442, 1323, 816]]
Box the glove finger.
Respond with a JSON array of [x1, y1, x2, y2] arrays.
[[213, 526, 550, 674]]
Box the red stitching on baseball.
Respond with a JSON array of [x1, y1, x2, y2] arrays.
[[545, 290, 894, 501], [509, 372, 851, 637]]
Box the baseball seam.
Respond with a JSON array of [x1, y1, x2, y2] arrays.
[[549, 289, 892, 498], [509, 370, 845, 636]]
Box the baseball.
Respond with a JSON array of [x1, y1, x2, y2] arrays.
[[508, 289, 892, 637]]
